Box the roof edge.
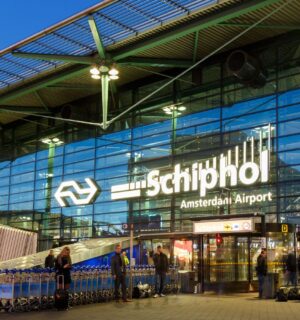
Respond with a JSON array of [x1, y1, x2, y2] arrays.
[[0, 0, 118, 57]]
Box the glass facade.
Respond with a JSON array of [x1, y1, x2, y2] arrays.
[[1, 37, 300, 251]]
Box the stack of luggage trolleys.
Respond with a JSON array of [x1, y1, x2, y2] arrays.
[[0, 265, 179, 312]]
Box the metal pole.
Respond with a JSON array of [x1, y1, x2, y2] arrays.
[[129, 224, 133, 299]]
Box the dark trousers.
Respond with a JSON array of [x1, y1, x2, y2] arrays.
[[287, 271, 297, 286], [155, 272, 166, 294], [114, 273, 127, 301], [258, 274, 265, 298]]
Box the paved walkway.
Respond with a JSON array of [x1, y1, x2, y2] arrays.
[[5, 294, 300, 320]]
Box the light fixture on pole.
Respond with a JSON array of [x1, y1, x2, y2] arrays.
[[89, 65, 119, 81], [41, 137, 64, 146]]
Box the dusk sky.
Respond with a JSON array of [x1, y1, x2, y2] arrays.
[[0, 0, 102, 49]]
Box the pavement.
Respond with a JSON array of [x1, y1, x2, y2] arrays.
[[4, 293, 300, 320]]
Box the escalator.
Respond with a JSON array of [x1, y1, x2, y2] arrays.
[[0, 237, 137, 270]]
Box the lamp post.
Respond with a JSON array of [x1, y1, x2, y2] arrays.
[[41, 137, 64, 247]]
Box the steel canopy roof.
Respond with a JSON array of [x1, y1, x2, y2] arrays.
[[0, 0, 299, 125]]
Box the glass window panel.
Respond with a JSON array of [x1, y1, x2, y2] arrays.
[[278, 88, 300, 107], [94, 212, 128, 225], [278, 150, 300, 165], [64, 149, 95, 164], [278, 135, 300, 151], [96, 143, 131, 158], [278, 119, 300, 136], [10, 182, 34, 194], [0, 166, 10, 178], [64, 160, 95, 174], [12, 153, 36, 165], [279, 104, 300, 121], [0, 196, 8, 205], [61, 205, 94, 217], [0, 161, 10, 170], [279, 165, 300, 182], [35, 166, 63, 180], [95, 165, 129, 180], [10, 191, 33, 203], [64, 138, 95, 153], [62, 171, 95, 182], [36, 145, 64, 160], [10, 171, 35, 184], [0, 186, 9, 196], [96, 154, 129, 169], [11, 161, 35, 175], [94, 201, 128, 214], [176, 108, 220, 129], [223, 110, 276, 132], [97, 130, 131, 147], [223, 95, 276, 119], [133, 120, 171, 139], [9, 202, 33, 210], [0, 177, 9, 186], [36, 156, 63, 170]]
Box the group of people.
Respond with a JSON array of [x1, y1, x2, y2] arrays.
[[111, 244, 169, 302], [44, 244, 169, 303], [256, 249, 299, 299]]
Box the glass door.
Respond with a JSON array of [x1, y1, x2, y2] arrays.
[[203, 235, 250, 283]]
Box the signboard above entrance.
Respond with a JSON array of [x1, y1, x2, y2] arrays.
[[193, 218, 254, 234]]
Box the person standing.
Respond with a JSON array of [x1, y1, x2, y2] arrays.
[[45, 249, 55, 268], [122, 251, 130, 267], [111, 244, 131, 302], [153, 245, 169, 298], [256, 249, 267, 299], [55, 247, 72, 290], [286, 252, 297, 286]]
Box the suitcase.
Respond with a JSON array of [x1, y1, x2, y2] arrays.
[[54, 275, 69, 310], [133, 282, 151, 299], [276, 287, 288, 302]]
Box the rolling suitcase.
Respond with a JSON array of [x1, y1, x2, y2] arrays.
[[54, 275, 69, 310]]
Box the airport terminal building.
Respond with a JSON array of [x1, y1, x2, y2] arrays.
[[0, 0, 300, 290]]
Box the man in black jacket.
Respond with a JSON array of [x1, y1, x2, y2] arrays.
[[44, 250, 55, 268], [256, 249, 267, 299], [111, 244, 130, 302], [286, 252, 297, 286], [153, 245, 169, 298]]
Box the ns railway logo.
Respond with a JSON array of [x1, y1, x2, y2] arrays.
[[54, 128, 272, 208]]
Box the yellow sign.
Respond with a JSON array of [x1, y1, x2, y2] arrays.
[[281, 224, 288, 233]]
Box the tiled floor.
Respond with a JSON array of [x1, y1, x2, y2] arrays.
[[5, 293, 300, 320]]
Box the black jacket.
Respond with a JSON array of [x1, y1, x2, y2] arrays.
[[111, 253, 126, 276], [153, 252, 169, 274], [45, 255, 55, 268], [256, 254, 267, 276], [286, 253, 297, 272]]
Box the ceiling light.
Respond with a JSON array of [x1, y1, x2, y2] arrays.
[[52, 138, 59, 143], [109, 67, 119, 76], [178, 106, 186, 111], [41, 138, 51, 144], [109, 75, 119, 80], [90, 67, 100, 75], [91, 74, 101, 80]]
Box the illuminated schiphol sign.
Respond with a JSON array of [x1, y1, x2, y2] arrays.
[[111, 127, 273, 209], [55, 125, 273, 209], [55, 178, 100, 207]]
